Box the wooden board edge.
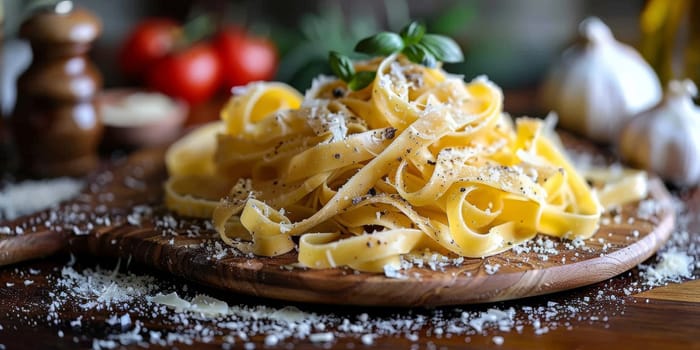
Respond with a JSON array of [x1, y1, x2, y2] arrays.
[[93, 179, 675, 307]]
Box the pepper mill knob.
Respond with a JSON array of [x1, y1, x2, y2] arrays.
[[10, 1, 103, 177]]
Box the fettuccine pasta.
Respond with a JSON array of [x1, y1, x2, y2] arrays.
[[165, 54, 642, 273]]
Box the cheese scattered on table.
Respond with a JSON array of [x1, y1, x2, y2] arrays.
[[0, 177, 83, 221]]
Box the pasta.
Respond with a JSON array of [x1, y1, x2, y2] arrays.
[[165, 54, 642, 273]]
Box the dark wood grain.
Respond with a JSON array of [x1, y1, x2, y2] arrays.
[[634, 279, 700, 302], [0, 256, 698, 350], [0, 142, 676, 307], [0, 229, 69, 265]]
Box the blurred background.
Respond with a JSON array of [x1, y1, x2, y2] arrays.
[[2, 0, 647, 117], [1, 0, 699, 184]]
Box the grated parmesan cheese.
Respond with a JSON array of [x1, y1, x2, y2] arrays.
[[25, 262, 653, 350], [56, 261, 157, 310], [639, 250, 694, 286], [309, 332, 335, 343], [0, 177, 83, 220], [492, 335, 504, 345]]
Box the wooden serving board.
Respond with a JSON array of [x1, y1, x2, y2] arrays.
[[0, 145, 675, 307]]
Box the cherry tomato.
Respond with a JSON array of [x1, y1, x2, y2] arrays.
[[147, 43, 222, 105], [215, 27, 278, 89], [119, 19, 180, 78]]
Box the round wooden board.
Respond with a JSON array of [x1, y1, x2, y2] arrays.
[[185, 185, 673, 307], [1, 147, 676, 307]]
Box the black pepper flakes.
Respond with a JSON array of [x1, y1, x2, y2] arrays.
[[332, 87, 345, 98], [610, 207, 620, 217], [364, 225, 382, 233], [384, 127, 397, 139]]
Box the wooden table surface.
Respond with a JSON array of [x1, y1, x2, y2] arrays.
[[0, 91, 698, 350], [0, 235, 698, 350]]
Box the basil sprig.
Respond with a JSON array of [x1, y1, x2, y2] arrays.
[[329, 21, 465, 91], [355, 32, 404, 56], [329, 51, 355, 82], [348, 71, 377, 91], [400, 21, 426, 45], [419, 34, 464, 63], [329, 51, 377, 91]]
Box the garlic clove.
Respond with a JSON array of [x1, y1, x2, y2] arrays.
[[666, 79, 698, 116], [540, 17, 661, 144], [580, 17, 614, 45], [620, 79, 700, 186]]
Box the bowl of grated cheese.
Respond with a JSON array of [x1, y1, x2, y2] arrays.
[[98, 89, 187, 149]]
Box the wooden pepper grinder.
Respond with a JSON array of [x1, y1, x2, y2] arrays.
[[11, 1, 103, 177]]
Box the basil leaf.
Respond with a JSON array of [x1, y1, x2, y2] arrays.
[[348, 71, 376, 91], [402, 45, 421, 64], [400, 21, 426, 45], [329, 51, 355, 82], [419, 34, 464, 63], [418, 47, 437, 68], [354, 32, 404, 56], [402, 45, 437, 68]]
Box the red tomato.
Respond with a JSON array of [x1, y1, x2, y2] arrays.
[[215, 28, 278, 89], [119, 19, 180, 78], [147, 43, 222, 104]]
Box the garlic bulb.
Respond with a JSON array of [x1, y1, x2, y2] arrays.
[[619, 79, 700, 186], [541, 17, 662, 143]]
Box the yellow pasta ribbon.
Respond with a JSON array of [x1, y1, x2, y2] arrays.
[[166, 54, 648, 273]]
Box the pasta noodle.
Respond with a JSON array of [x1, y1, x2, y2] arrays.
[[165, 54, 645, 273]]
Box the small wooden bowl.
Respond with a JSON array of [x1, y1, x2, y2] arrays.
[[98, 89, 187, 149]]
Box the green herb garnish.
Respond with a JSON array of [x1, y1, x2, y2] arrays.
[[419, 34, 464, 63], [329, 51, 355, 82], [348, 71, 377, 91], [400, 21, 426, 45], [328, 21, 465, 91], [355, 32, 405, 56]]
